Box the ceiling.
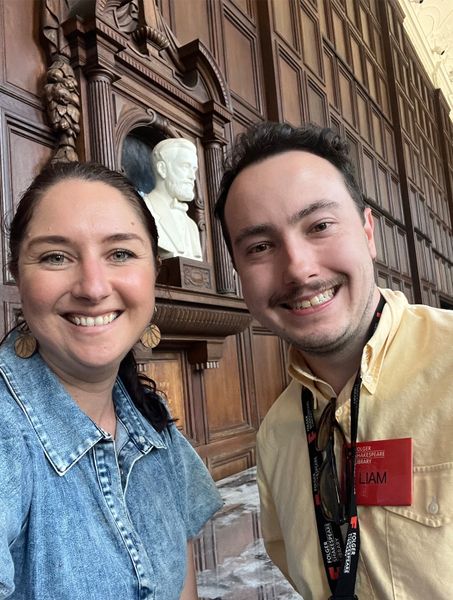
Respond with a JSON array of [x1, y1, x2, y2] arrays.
[[398, 0, 453, 118]]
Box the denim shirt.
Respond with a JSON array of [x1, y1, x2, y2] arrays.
[[0, 333, 222, 599]]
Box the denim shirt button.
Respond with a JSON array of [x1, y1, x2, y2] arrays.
[[138, 435, 146, 444]]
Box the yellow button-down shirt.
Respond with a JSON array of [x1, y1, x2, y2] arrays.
[[257, 288, 453, 600]]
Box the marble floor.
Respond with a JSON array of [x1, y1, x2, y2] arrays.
[[194, 467, 303, 600]]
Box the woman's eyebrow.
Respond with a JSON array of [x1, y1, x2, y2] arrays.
[[26, 233, 146, 249]]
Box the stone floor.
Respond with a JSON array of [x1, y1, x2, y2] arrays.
[[194, 467, 303, 600]]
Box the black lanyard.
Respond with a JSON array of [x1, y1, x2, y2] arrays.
[[301, 295, 386, 600]]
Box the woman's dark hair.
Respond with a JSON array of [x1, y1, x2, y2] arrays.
[[9, 161, 170, 432], [215, 121, 365, 257]]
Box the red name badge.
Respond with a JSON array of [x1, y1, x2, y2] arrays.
[[353, 438, 413, 506]]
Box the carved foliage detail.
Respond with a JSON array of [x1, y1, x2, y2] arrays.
[[43, 56, 81, 162]]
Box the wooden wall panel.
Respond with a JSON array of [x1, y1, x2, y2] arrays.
[[377, 165, 390, 214], [2, 0, 46, 99], [209, 445, 255, 481], [251, 330, 287, 424], [338, 67, 355, 127], [164, 0, 212, 50], [331, 7, 347, 62], [323, 49, 338, 109], [223, 12, 262, 113], [357, 90, 371, 143], [300, 6, 322, 78], [350, 33, 364, 86], [272, 0, 296, 49], [277, 53, 303, 125], [0, 114, 53, 338], [6, 123, 52, 211], [204, 335, 251, 440], [306, 79, 327, 127], [144, 351, 189, 433]]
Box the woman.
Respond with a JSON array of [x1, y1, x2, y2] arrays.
[[0, 162, 222, 599]]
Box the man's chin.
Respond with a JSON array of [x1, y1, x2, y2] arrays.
[[278, 326, 353, 356]]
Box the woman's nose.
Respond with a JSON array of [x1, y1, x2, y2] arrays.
[[71, 260, 112, 302]]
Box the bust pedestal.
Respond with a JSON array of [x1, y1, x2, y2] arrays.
[[157, 256, 214, 292]]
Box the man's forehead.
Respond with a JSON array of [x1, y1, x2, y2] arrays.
[[240, 150, 342, 179], [228, 152, 345, 202]]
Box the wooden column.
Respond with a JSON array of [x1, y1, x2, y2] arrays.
[[204, 140, 237, 295], [86, 68, 116, 170]]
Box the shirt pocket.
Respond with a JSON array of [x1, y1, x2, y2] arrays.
[[382, 462, 453, 600]]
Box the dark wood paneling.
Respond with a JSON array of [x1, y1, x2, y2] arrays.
[[251, 330, 287, 425], [2, 0, 47, 100], [144, 350, 191, 434], [277, 50, 304, 125], [0, 113, 54, 337], [204, 336, 252, 440]]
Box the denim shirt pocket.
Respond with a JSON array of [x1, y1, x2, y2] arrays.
[[382, 462, 453, 600]]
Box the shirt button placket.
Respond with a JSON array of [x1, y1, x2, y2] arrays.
[[94, 442, 155, 600]]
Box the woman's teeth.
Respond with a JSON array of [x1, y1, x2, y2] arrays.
[[68, 312, 118, 327]]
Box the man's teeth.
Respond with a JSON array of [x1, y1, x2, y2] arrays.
[[291, 289, 334, 309], [68, 313, 118, 327]]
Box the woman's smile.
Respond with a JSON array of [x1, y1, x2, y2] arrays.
[[65, 311, 121, 327]]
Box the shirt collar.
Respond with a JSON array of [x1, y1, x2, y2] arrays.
[[288, 288, 408, 401], [0, 332, 166, 476]]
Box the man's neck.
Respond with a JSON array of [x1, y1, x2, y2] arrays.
[[303, 346, 363, 395]]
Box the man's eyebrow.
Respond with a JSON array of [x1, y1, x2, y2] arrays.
[[233, 224, 275, 248], [288, 200, 339, 225], [233, 200, 340, 248]]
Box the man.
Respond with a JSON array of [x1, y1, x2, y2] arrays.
[[144, 138, 202, 261], [215, 122, 453, 600]]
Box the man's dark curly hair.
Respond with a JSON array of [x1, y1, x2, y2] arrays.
[[215, 121, 365, 257]]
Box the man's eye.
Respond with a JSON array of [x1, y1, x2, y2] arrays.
[[111, 249, 135, 262], [249, 242, 271, 254], [312, 221, 330, 232]]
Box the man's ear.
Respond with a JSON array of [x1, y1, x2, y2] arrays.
[[156, 160, 167, 180], [363, 207, 377, 260]]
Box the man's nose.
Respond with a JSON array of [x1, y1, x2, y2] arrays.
[[281, 239, 319, 286], [71, 260, 112, 302]]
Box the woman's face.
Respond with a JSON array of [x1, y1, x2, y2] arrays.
[[16, 178, 156, 384]]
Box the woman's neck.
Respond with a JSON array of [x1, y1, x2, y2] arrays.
[[47, 361, 118, 436]]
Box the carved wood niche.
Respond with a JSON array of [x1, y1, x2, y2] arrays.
[[40, 0, 255, 476]]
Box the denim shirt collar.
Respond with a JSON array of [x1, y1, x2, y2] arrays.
[[0, 332, 166, 476]]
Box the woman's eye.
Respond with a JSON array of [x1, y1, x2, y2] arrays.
[[111, 249, 135, 262], [41, 253, 67, 265]]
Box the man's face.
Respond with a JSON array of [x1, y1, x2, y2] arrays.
[[224, 150, 379, 356], [164, 146, 198, 202]]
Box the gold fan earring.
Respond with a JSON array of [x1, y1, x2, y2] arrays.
[[14, 321, 37, 358], [140, 323, 161, 349]]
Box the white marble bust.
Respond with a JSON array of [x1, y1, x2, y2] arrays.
[[144, 138, 202, 261]]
